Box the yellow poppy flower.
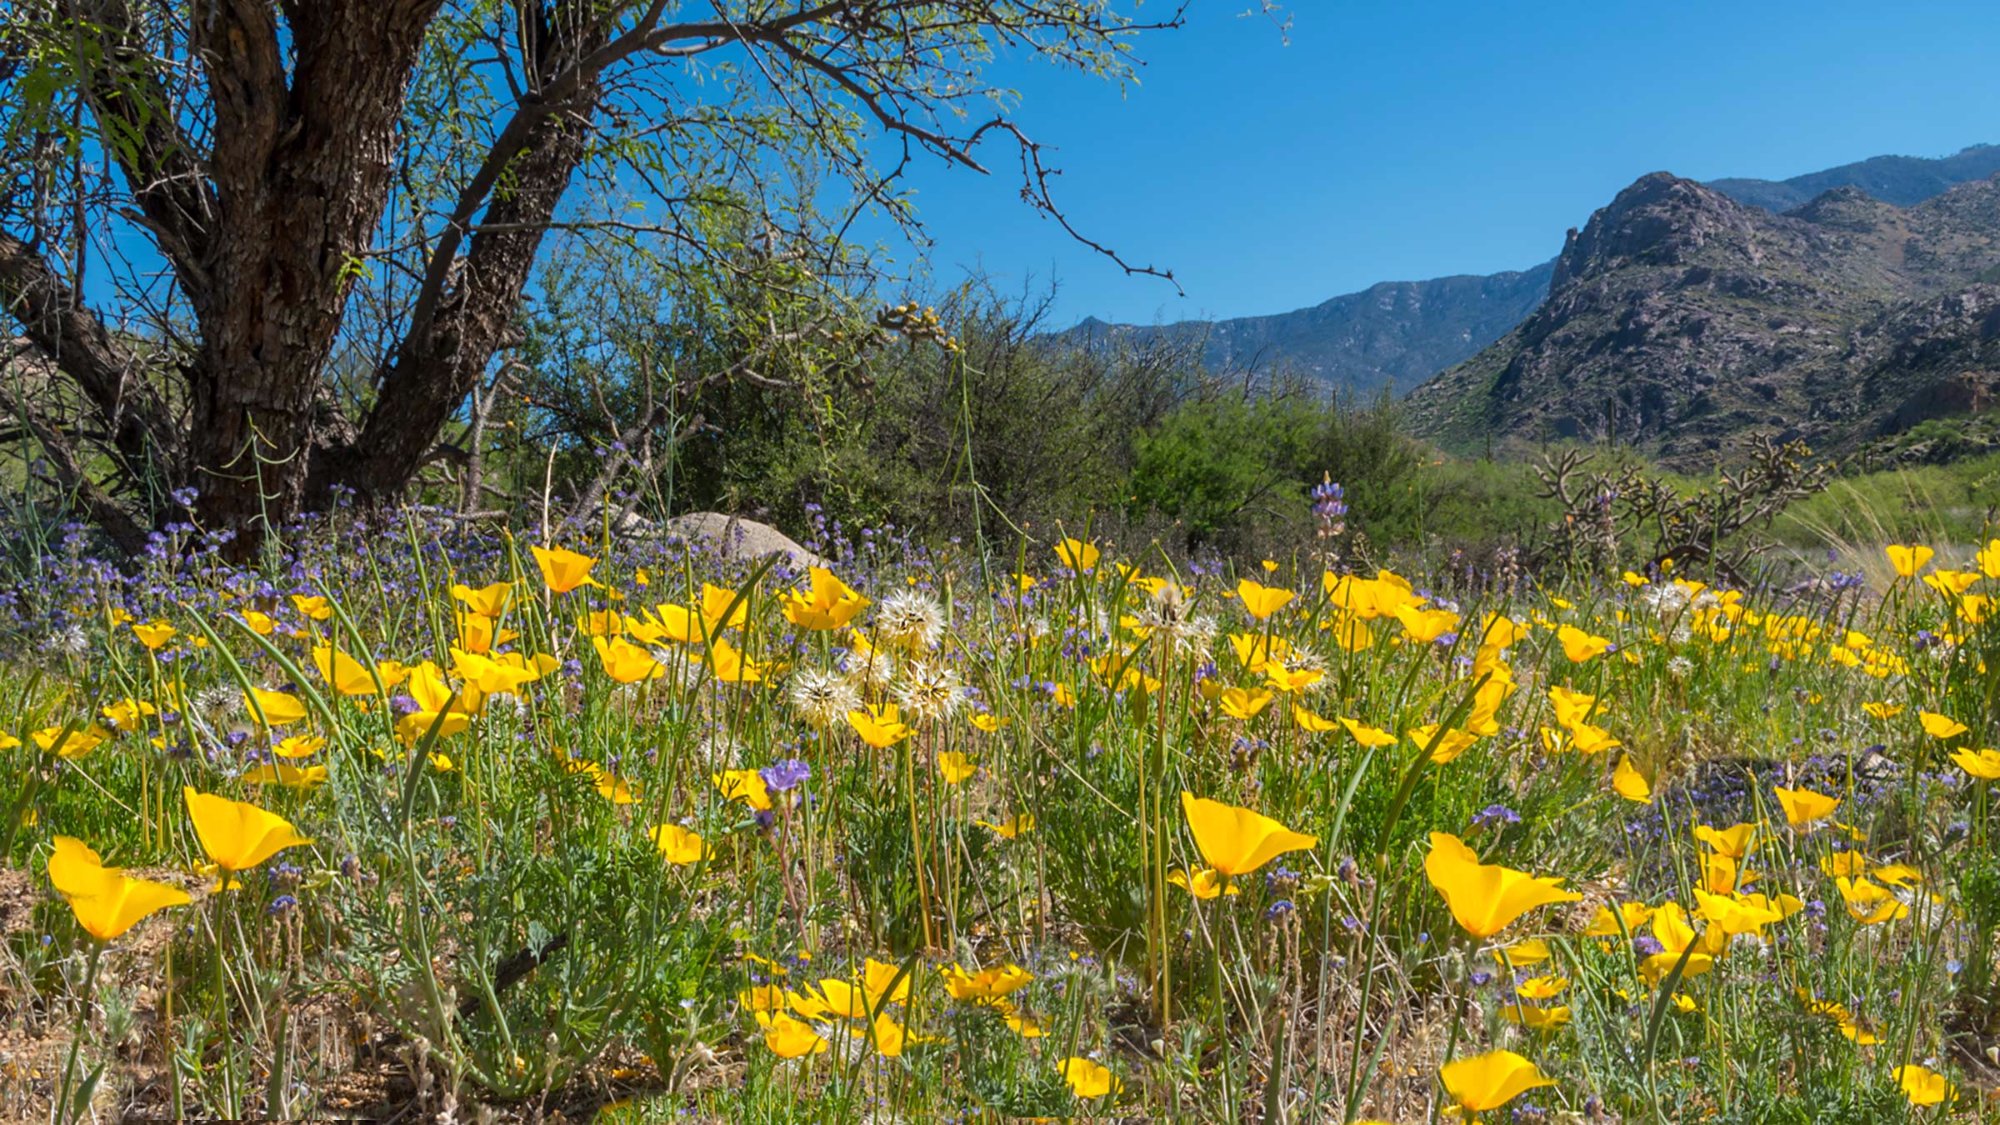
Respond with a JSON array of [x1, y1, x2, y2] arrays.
[[1977, 538, 2000, 579], [530, 545, 600, 593], [713, 769, 772, 812], [102, 697, 156, 730], [866, 1012, 921, 1058], [942, 962, 1032, 1002], [1691, 888, 1784, 936], [1950, 748, 2000, 780], [852, 958, 911, 1007], [1167, 866, 1240, 899], [1583, 900, 1654, 937], [1640, 902, 1721, 983], [132, 621, 177, 649], [1393, 602, 1459, 644], [591, 769, 638, 804], [291, 594, 333, 621], [1498, 1003, 1571, 1030], [975, 814, 1034, 839], [1438, 1049, 1556, 1117], [782, 568, 869, 631], [1548, 686, 1596, 728], [1516, 975, 1569, 1000], [32, 724, 111, 760], [1835, 876, 1908, 925], [1265, 664, 1323, 693], [1870, 863, 1923, 889], [1053, 538, 1100, 573], [1337, 716, 1398, 747], [1884, 544, 1933, 578], [1218, 686, 1274, 721], [756, 1011, 828, 1058], [244, 687, 308, 727], [592, 636, 663, 684], [242, 762, 329, 789], [1423, 833, 1580, 939], [1612, 756, 1652, 803], [48, 837, 192, 942], [1566, 722, 1622, 755], [1058, 1056, 1120, 1099], [739, 983, 786, 1012], [1409, 723, 1478, 764], [1494, 937, 1552, 967], [1923, 569, 1981, 596], [1697, 852, 1746, 895], [272, 735, 325, 759], [936, 752, 976, 785], [1894, 1064, 1953, 1107], [1556, 624, 1610, 663], [1293, 705, 1340, 733], [652, 825, 708, 866], [451, 581, 515, 618], [702, 638, 761, 683], [1772, 785, 1840, 828], [1180, 792, 1317, 878], [847, 702, 912, 749], [1693, 823, 1756, 859], [312, 646, 380, 696], [183, 787, 313, 874], [1918, 711, 1969, 739], [1001, 1004, 1045, 1038], [1235, 579, 1294, 620]]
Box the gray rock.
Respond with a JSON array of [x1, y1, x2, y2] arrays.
[[659, 512, 830, 571]]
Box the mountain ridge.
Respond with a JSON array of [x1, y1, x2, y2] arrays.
[[1400, 170, 2000, 463], [1065, 144, 2000, 404]]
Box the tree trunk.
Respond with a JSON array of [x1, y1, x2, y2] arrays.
[[182, 0, 440, 548], [328, 19, 607, 506]]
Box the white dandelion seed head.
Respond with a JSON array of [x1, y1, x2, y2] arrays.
[[789, 668, 860, 728], [893, 659, 966, 724], [195, 684, 239, 716], [51, 624, 89, 657], [1135, 584, 1217, 655], [841, 643, 897, 691], [875, 590, 945, 652]]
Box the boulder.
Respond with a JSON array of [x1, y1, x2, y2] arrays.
[[658, 512, 829, 571]]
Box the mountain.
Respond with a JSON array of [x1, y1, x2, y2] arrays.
[[1400, 173, 2000, 463], [1708, 144, 2000, 212], [1066, 145, 1999, 403], [1063, 263, 1554, 396]]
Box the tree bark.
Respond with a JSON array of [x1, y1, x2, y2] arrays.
[[325, 9, 608, 504], [181, 0, 441, 541]]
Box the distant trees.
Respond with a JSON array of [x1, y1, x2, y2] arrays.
[[0, 1, 1178, 556]]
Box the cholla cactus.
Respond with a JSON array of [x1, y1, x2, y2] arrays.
[[1533, 436, 1828, 582]]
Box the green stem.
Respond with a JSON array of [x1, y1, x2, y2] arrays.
[[55, 941, 104, 1125]]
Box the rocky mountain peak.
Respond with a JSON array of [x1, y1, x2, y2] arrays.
[[1405, 167, 2000, 463], [1551, 174, 1755, 290], [1789, 185, 1899, 230]]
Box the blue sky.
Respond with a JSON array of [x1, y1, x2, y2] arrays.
[[881, 0, 2000, 327]]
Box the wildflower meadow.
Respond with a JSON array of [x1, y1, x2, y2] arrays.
[[4, 507, 2000, 1123]]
